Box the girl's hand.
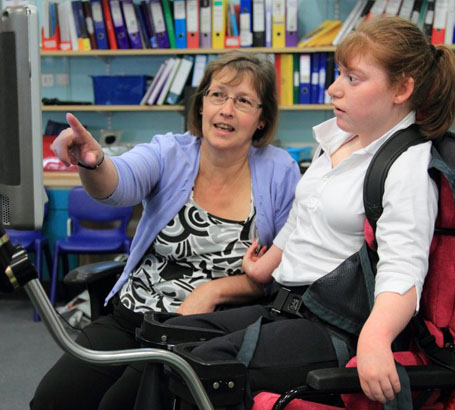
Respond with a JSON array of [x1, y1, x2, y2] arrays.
[[242, 239, 267, 277], [356, 290, 417, 403], [356, 335, 400, 403]]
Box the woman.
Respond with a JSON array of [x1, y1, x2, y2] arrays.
[[164, 17, 455, 408], [31, 51, 301, 410]]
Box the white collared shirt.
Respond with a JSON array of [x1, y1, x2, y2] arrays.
[[273, 113, 438, 309]]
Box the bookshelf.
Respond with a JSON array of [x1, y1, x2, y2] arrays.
[[40, 46, 337, 57], [38, 0, 349, 147], [42, 104, 334, 112], [40, 48, 336, 114]]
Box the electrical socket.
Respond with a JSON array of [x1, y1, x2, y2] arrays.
[[41, 74, 54, 88], [56, 73, 69, 87], [99, 129, 122, 146]]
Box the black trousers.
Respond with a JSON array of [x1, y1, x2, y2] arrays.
[[165, 303, 354, 407], [30, 300, 145, 410]]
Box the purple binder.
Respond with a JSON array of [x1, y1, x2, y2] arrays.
[[150, 0, 170, 48], [122, 0, 143, 49], [109, 0, 130, 49], [140, 0, 158, 48], [199, 0, 211, 48], [285, 0, 298, 47]]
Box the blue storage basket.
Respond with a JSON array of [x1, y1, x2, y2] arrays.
[[286, 146, 313, 162], [91, 75, 148, 105]]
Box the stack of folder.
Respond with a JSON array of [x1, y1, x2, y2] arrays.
[[272, 52, 336, 106], [333, 0, 455, 46], [141, 55, 197, 105], [41, 0, 304, 51], [298, 20, 342, 47]]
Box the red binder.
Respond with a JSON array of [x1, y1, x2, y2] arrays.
[[101, 0, 118, 49], [186, 0, 200, 48]]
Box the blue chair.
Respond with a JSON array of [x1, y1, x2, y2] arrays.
[[50, 186, 133, 307], [6, 201, 52, 321]]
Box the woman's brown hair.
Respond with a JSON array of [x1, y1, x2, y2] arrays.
[[187, 51, 278, 147], [336, 16, 455, 139]]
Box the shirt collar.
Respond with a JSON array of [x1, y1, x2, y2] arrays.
[[313, 112, 416, 156]]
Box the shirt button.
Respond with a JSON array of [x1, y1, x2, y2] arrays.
[[307, 197, 318, 211]]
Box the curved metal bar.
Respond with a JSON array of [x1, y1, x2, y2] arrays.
[[24, 279, 214, 410]]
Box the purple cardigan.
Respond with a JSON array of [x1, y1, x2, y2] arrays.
[[102, 132, 301, 303]]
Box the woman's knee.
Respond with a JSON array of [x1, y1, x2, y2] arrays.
[[30, 364, 100, 410]]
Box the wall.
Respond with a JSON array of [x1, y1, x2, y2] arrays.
[[38, 0, 359, 147]]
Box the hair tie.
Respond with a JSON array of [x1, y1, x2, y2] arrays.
[[430, 44, 443, 61]]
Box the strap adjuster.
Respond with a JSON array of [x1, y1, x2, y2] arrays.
[[271, 287, 304, 317]]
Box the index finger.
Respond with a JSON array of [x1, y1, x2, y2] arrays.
[[66, 112, 88, 137]]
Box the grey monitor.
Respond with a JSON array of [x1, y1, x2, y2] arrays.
[[0, 5, 46, 230]]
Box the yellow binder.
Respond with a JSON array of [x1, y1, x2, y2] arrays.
[[298, 20, 342, 47], [280, 54, 294, 106], [272, 0, 285, 48], [212, 0, 226, 49]]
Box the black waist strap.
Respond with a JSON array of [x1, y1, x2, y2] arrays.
[[271, 286, 309, 317]]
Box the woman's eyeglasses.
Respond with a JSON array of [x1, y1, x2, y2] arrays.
[[204, 89, 263, 113]]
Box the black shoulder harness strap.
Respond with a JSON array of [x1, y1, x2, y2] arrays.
[[363, 124, 427, 235], [364, 126, 455, 373]]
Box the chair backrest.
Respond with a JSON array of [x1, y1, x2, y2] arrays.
[[420, 135, 455, 348], [6, 200, 49, 241], [364, 130, 455, 358], [67, 186, 133, 238]]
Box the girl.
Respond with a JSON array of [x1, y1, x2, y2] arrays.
[[165, 16, 455, 407]]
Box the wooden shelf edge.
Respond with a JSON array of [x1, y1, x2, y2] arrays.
[[40, 44, 455, 57], [40, 46, 337, 57], [42, 104, 333, 112], [42, 105, 185, 112], [280, 104, 334, 111], [44, 172, 81, 187]]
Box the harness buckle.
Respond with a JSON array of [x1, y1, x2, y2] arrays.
[[271, 287, 305, 318]]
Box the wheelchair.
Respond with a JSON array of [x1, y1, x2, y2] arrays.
[[2, 191, 455, 410], [60, 261, 455, 410]]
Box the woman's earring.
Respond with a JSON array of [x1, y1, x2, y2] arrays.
[[258, 125, 264, 130]]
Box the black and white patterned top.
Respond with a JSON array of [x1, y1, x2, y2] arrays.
[[120, 192, 257, 313]]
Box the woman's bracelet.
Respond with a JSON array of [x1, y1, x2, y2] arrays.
[[77, 152, 105, 170]]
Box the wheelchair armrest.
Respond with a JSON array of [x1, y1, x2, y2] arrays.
[[63, 260, 126, 286], [306, 364, 455, 393], [168, 342, 248, 407], [63, 260, 126, 320]]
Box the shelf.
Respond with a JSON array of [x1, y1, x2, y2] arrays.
[[280, 104, 334, 111], [42, 105, 185, 112], [38, 44, 455, 57], [44, 172, 81, 187], [41, 46, 337, 57], [42, 104, 333, 112]]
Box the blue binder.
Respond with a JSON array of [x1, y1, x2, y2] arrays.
[[310, 53, 320, 104], [90, 0, 109, 49], [317, 52, 327, 105], [299, 53, 311, 104], [173, 0, 187, 48], [240, 0, 253, 47]]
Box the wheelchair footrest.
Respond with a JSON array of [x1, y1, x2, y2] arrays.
[[136, 312, 226, 349], [169, 342, 248, 407]]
